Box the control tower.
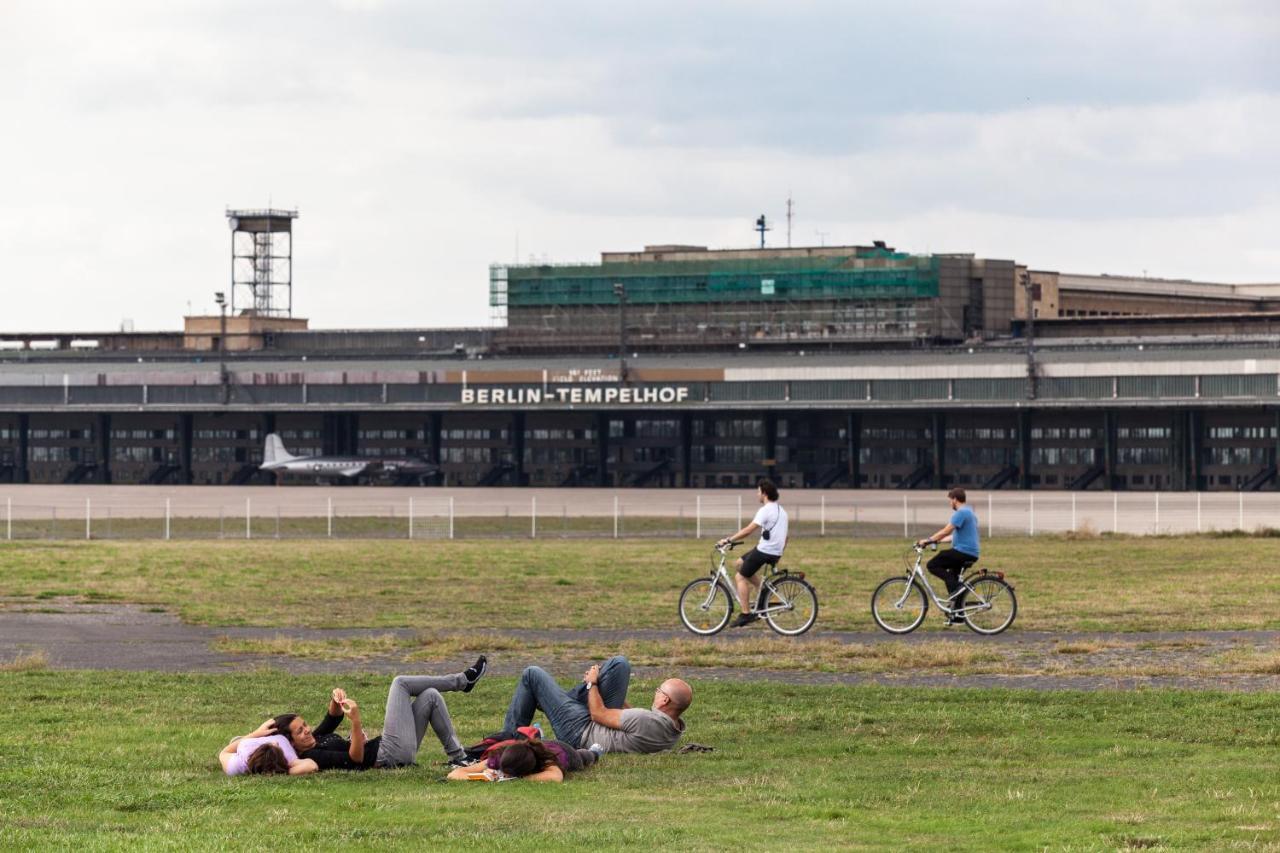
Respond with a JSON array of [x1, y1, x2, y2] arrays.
[[226, 208, 298, 317]]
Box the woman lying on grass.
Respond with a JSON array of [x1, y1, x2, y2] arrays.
[[218, 733, 318, 776], [447, 736, 603, 782], [225, 658, 488, 775]]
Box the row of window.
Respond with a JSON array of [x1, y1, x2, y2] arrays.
[[111, 429, 176, 441]]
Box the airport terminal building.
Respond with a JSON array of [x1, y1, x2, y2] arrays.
[[1, 242, 1278, 491]]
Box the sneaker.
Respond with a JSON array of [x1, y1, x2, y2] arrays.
[[730, 613, 759, 628], [588, 743, 604, 758], [446, 757, 473, 770], [462, 655, 488, 693]]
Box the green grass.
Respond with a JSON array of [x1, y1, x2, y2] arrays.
[[3, 536, 1280, 633], [1, 671, 1277, 851]]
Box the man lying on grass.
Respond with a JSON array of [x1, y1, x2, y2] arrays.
[[502, 655, 691, 755], [224, 658, 488, 774]]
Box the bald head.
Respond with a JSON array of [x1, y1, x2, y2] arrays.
[[659, 678, 693, 716]]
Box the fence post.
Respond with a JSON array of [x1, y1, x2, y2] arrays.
[[613, 495, 619, 539], [531, 496, 537, 539], [408, 497, 414, 540], [1113, 493, 1118, 534], [165, 498, 171, 541], [1238, 491, 1244, 531], [86, 498, 91, 541], [987, 492, 993, 538], [448, 496, 455, 540], [1197, 492, 1202, 533], [246, 498, 251, 540], [697, 495, 702, 539], [1071, 493, 1076, 533], [737, 495, 742, 530], [1154, 492, 1159, 535], [902, 495, 908, 538], [1029, 494, 1035, 537], [327, 498, 333, 538], [6, 496, 10, 540], [219, 505, 224, 540], [820, 495, 826, 537]]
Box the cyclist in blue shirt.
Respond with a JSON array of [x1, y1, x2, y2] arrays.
[[916, 487, 980, 626]]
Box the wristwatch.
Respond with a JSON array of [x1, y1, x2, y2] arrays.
[[585, 682, 594, 690]]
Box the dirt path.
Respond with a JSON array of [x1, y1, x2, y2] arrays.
[[2, 601, 1278, 692]]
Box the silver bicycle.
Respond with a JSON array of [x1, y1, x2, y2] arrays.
[[678, 542, 819, 636], [871, 543, 1017, 635]]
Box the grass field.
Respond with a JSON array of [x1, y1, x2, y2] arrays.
[[4, 535, 1280, 633], [1, 670, 1277, 851]]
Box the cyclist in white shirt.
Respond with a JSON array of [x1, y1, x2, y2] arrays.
[[717, 479, 789, 628]]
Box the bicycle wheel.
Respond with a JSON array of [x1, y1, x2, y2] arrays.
[[871, 577, 928, 634], [963, 576, 1017, 635], [760, 577, 818, 636], [679, 578, 733, 635]]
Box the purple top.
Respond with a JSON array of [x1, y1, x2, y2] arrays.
[[224, 734, 299, 776], [484, 739, 573, 773]]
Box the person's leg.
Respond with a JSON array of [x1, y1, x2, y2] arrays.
[[926, 551, 964, 608], [411, 688, 466, 763], [503, 666, 591, 746], [594, 655, 632, 709], [376, 673, 466, 767], [733, 551, 766, 625]]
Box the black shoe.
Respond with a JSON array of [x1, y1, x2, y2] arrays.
[[446, 757, 473, 770], [944, 614, 966, 626], [730, 613, 759, 628], [463, 655, 488, 692]]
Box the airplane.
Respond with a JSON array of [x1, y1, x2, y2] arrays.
[[260, 433, 440, 482]]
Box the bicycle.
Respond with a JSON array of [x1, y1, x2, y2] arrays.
[[870, 544, 1017, 635], [678, 541, 819, 636]]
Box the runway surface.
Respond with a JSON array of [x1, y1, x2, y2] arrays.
[[0, 483, 1275, 536]]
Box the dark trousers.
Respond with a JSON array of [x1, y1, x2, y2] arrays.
[[927, 549, 978, 609]]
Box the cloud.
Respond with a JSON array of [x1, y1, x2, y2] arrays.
[[0, 0, 1277, 333]]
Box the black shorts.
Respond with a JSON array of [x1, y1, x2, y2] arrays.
[[738, 547, 780, 579]]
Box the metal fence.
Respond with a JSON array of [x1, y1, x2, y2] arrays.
[[0, 490, 1276, 541]]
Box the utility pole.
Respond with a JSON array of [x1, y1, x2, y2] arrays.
[[754, 214, 771, 249], [214, 291, 229, 404], [613, 282, 628, 383], [1021, 270, 1037, 400]]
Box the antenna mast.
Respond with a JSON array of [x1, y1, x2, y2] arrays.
[[785, 194, 794, 248]]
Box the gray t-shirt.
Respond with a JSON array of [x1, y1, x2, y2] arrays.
[[579, 708, 685, 753]]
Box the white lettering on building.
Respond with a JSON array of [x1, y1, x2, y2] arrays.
[[458, 385, 696, 406]]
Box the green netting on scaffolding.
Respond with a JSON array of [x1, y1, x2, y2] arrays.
[[496, 250, 940, 307]]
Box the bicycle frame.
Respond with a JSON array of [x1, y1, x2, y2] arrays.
[[898, 546, 992, 617], [701, 544, 797, 617]]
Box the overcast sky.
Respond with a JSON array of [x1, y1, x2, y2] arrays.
[[1, 0, 1277, 332]]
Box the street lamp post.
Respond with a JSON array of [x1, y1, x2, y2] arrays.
[[214, 291, 228, 404], [613, 282, 628, 383]]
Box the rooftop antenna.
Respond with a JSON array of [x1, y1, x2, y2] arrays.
[[814, 229, 829, 247], [754, 214, 771, 249], [785, 194, 794, 248]]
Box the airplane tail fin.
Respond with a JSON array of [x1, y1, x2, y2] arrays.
[[263, 433, 298, 466]]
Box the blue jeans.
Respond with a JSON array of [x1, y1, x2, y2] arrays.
[[502, 656, 632, 747]]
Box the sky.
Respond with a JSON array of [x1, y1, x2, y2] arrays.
[[1, 0, 1277, 332]]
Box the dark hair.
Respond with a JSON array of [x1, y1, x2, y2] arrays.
[[272, 714, 299, 746], [496, 741, 558, 778], [757, 479, 779, 501], [947, 487, 967, 503], [247, 743, 289, 775]]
